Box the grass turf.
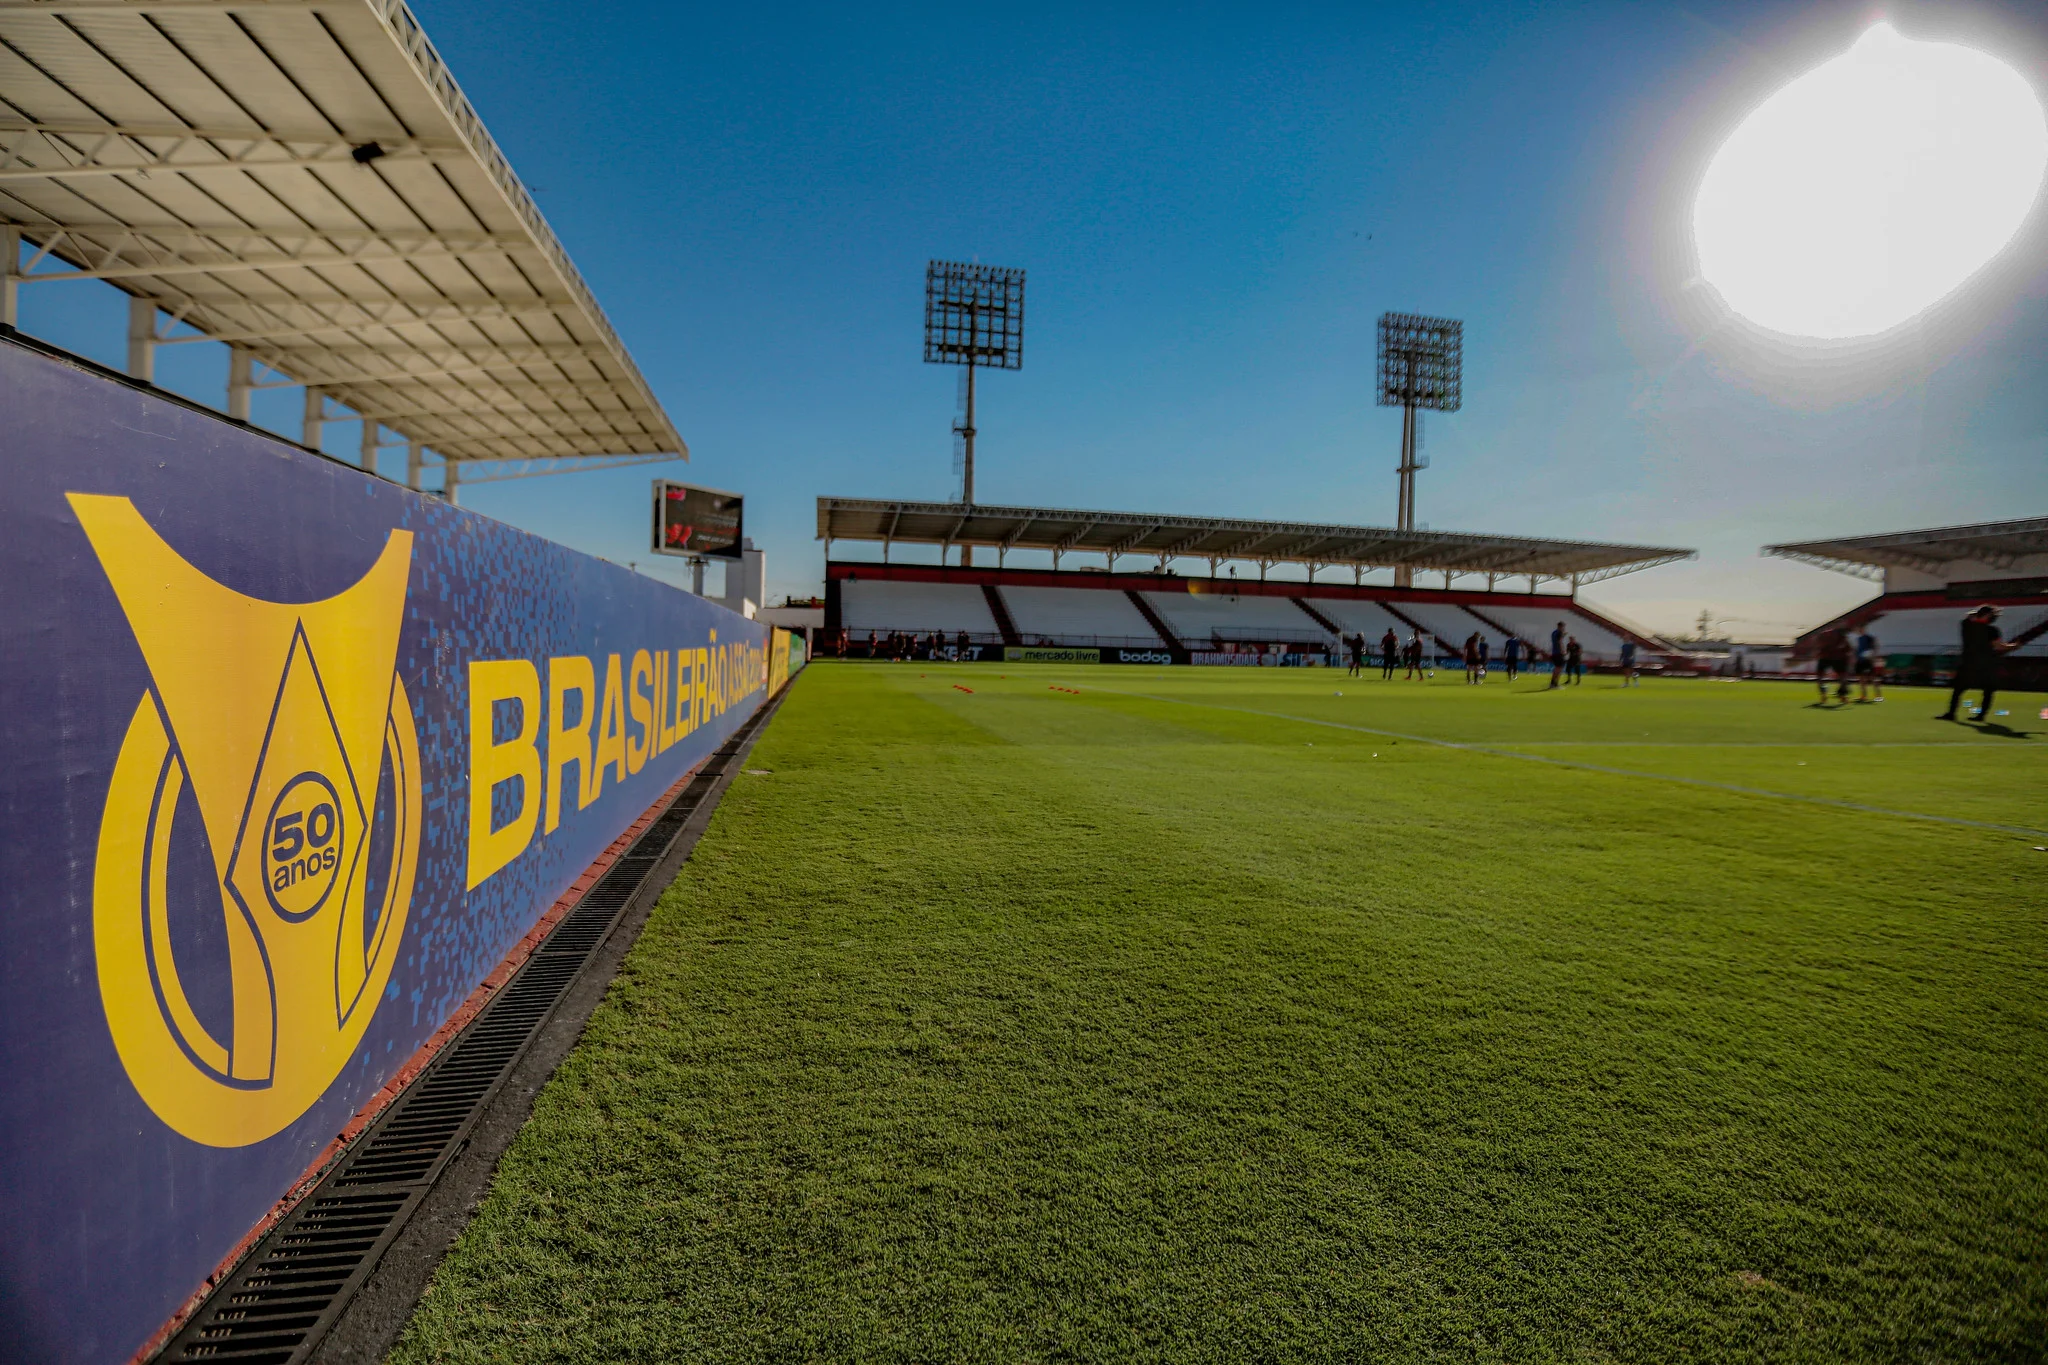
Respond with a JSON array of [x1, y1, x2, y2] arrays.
[[390, 664, 2048, 1363]]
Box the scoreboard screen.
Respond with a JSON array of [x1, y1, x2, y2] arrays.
[[652, 481, 743, 559]]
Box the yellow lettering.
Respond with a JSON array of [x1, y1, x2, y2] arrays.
[[593, 652, 628, 793], [693, 646, 709, 729], [547, 655, 595, 832], [627, 648, 654, 774], [653, 648, 673, 754], [673, 648, 695, 739], [466, 659, 541, 890]]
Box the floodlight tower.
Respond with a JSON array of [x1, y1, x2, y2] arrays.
[[1376, 312, 1462, 587], [925, 261, 1025, 555]]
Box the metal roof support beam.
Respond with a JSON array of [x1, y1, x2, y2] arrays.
[[9, 239, 529, 285], [0, 119, 467, 184], [431, 453, 678, 485], [155, 299, 570, 346]]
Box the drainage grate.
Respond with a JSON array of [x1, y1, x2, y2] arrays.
[[155, 710, 771, 1364]]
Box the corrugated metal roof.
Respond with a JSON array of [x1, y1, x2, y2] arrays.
[[0, 0, 682, 468], [1765, 517, 2048, 581], [818, 497, 1697, 583]]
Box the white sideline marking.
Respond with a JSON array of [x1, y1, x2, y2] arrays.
[[1092, 689, 2048, 840], [1493, 740, 2036, 750]]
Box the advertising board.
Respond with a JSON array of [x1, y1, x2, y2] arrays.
[[652, 479, 744, 558], [1004, 646, 1101, 664], [0, 336, 771, 1364]]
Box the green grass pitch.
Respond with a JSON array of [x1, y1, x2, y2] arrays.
[[392, 663, 2048, 1363]]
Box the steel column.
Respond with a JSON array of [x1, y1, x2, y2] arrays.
[[0, 227, 17, 327], [227, 347, 252, 420], [126, 295, 155, 382]]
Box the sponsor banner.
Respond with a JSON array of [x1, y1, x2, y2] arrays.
[[1005, 646, 1101, 664], [1190, 651, 1329, 666], [0, 337, 769, 1364], [1103, 648, 1178, 665]]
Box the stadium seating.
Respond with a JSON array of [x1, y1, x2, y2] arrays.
[[1856, 605, 2048, 657], [1000, 585, 1166, 646], [1304, 598, 1413, 646], [1396, 602, 1507, 654], [830, 568, 1667, 665], [1480, 605, 1630, 661], [1141, 591, 1327, 646], [841, 579, 998, 637]]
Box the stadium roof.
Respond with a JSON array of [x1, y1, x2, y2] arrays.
[[1764, 517, 2048, 582], [818, 498, 1696, 584], [0, 0, 682, 475]]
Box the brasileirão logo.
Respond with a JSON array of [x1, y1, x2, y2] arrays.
[[71, 496, 421, 1147]]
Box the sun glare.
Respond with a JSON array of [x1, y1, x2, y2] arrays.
[[1693, 22, 2048, 340]]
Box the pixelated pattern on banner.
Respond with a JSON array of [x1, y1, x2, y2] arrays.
[[0, 338, 769, 1365]]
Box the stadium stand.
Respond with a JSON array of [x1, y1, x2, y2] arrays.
[[1000, 584, 1167, 647], [1142, 590, 1328, 647], [1768, 517, 2048, 685], [826, 564, 1665, 665], [1304, 598, 1418, 647], [1479, 605, 1630, 659], [840, 579, 999, 639], [818, 499, 1688, 665], [1391, 602, 1507, 655]]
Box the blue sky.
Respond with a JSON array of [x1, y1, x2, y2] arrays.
[[22, 0, 2047, 639]]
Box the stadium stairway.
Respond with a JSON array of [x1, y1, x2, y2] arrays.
[[2005, 610, 2048, 649], [1376, 599, 1428, 638], [1460, 602, 1519, 641], [1124, 589, 1191, 662], [1293, 599, 1344, 636], [982, 584, 1023, 646]]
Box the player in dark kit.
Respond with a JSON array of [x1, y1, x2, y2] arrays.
[[1939, 606, 2014, 721], [1348, 633, 1366, 677], [1814, 626, 1852, 703], [1503, 634, 1521, 681], [1380, 628, 1400, 680]]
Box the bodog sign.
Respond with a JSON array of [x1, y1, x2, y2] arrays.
[[73, 495, 420, 1147]]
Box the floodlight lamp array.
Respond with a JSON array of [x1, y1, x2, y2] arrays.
[[924, 261, 1026, 370], [1376, 313, 1462, 411]]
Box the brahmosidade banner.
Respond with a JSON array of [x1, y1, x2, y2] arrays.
[[0, 336, 769, 1364]]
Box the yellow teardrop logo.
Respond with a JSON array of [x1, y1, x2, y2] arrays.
[[71, 495, 421, 1147]]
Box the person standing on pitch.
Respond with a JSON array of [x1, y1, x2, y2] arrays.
[[1813, 625, 1852, 704], [1620, 638, 1638, 686], [1477, 634, 1490, 682], [1503, 634, 1521, 682], [1348, 633, 1365, 678], [1549, 621, 1566, 689], [1853, 625, 1882, 702], [1940, 606, 2013, 721], [1405, 630, 1425, 680], [1463, 632, 1481, 684], [1566, 636, 1584, 684], [1381, 627, 1400, 680]]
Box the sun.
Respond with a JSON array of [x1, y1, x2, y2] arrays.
[[1693, 22, 2048, 340]]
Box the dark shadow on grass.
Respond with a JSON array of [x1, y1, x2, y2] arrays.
[[1961, 720, 2035, 740]]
